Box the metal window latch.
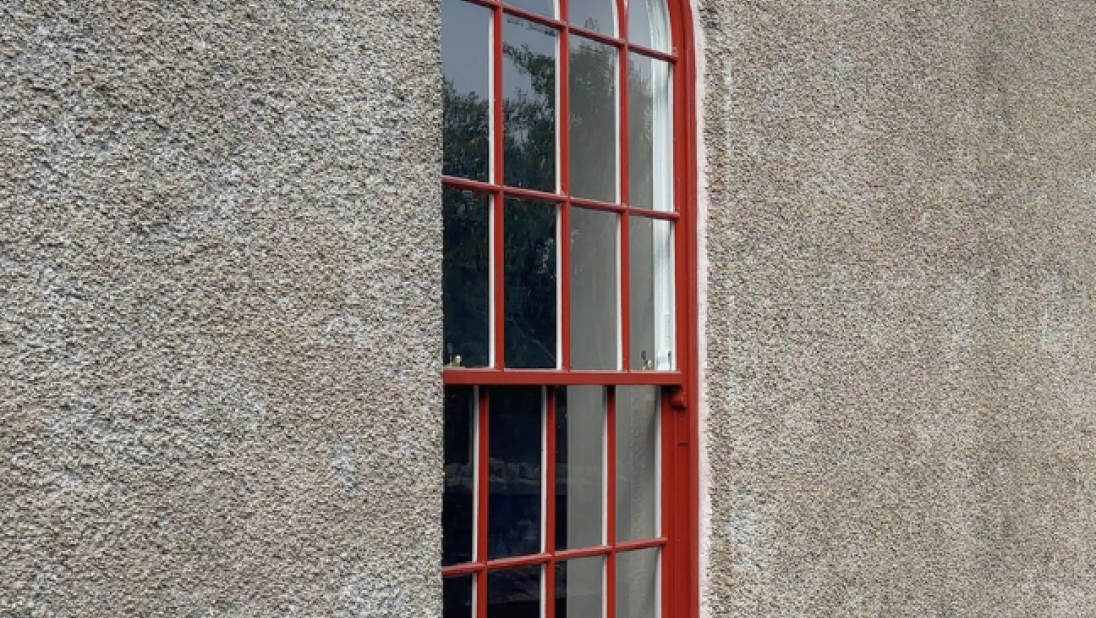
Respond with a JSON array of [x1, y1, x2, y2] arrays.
[[641, 350, 654, 371], [445, 344, 463, 368]]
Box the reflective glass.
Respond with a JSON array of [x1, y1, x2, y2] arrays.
[[442, 0, 491, 181], [616, 386, 658, 542], [627, 0, 670, 52], [569, 35, 618, 203], [556, 557, 605, 618], [616, 548, 659, 618], [570, 207, 619, 370], [507, 0, 556, 19], [488, 565, 543, 617], [556, 386, 605, 549], [488, 387, 543, 559], [443, 188, 491, 368], [443, 387, 476, 566], [504, 17, 558, 192], [505, 199, 558, 369], [628, 216, 673, 371], [628, 55, 672, 211], [443, 575, 475, 618], [569, 0, 616, 34]]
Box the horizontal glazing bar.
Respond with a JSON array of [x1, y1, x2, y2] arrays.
[[443, 369, 684, 386], [441, 537, 668, 576], [443, 177, 681, 220]]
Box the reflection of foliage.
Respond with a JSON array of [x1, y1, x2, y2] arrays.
[[442, 187, 490, 367], [443, 81, 489, 180], [503, 40, 556, 192], [442, 24, 655, 369]]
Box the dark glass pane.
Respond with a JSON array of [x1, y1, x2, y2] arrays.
[[616, 386, 658, 542], [488, 565, 543, 618], [444, 188, 491, 368], [628, 216, 673, 371], [507, 0, 555, 18], [616, 548, 658, 618], [569, 0, 615, 34], [444, 575, 475, 618], [488, 387, 543, 559], [556, 386, 605, 549], [444, 387, 476, 566], [556, 557, 604, 618], [504, 199, 558, 369], [443, 0, 491, 181], [569, 35, 618, 202], [627, 0, 670, 52], [504, 16, 558, 192], [627, 54, 672, 211], [570, 207, 619, 370]]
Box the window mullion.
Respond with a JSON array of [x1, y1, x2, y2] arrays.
[[606, 385, 618, 618]]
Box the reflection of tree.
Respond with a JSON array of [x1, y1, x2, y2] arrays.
[[442, 23, 655, 370]]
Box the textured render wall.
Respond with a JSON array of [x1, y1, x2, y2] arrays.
[[700, 1, 1096, 616], [1, 1, 442, 616]]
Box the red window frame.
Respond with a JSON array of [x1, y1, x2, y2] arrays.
[[441, 0, 698, 615]]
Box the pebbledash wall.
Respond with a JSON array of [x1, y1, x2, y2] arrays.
[[3, 0, 1096, 617]]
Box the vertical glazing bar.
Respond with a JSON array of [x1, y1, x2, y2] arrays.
[[617, 0, 631, 372], [606, 386, 617, 618], [544, 387, 557, 618], [661, 395, 674, 618], [492, 3, 506, 368], [559, 3, 572, 371], [476, 388, 490, 618]]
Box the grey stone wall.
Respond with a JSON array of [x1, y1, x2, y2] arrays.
[[5, 0, 1096, 616], [1, 1, 442, 616], [700, 0, 1096, 616]]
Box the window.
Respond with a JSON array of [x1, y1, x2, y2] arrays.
[[441, 0, 697, 616]]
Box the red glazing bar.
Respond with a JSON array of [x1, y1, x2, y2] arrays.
[[544, 386, 557, 618], [441, 537, 667, 577], [476, 388, 490, 618], [627, 43, 677, 64], [559, 0, 572, 372], [492, 2, 506, 369], [443, 368, 685, 386], [460, 0, 501, 10], [605, 385, 618, 618], [443, 177, 684, 222], [617, 0, 631, 374], [661, 392, 675, 618]]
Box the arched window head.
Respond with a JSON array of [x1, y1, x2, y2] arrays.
[[440, 0, 697, 615]]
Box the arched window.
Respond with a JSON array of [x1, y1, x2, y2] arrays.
[[440, 0, 697, 615]]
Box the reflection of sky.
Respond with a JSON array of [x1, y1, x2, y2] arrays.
[[503, 16, 557, 106], [442, 0, 490, 97]]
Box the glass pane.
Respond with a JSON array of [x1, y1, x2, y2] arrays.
[[616, 548, 659, 618], [628, 217, 673, 371], [444, 387, 476, 565], [488, 387, 543, 559], [504, 16, 558, 192], [570, 207, 619, 370], [443, 0, 491, 181], [444, 188, 491, 368], [627, 55, 672, 212], [488, 565, 543, 617], [616, 386, 658, 542], [507, 0, 556, 19], [557, 386, 605, 549], [569, 0, 616, 34], [569, 35, 618, 203], [444, 575, 475, 618], [505, 199, 558, 369], [557, 557, 605, 618], [627, 0, 670, 52]]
